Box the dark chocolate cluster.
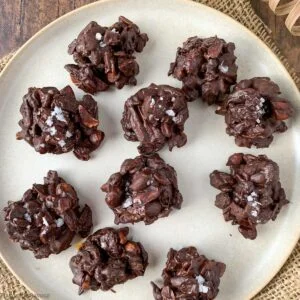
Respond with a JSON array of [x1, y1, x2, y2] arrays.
[[16, 85, 104, 161], [121, 83, 189, 154], [216, 77, 294, 148], [151, 247, 226, 300], [65, 16, 148, 94], [210, 153, 289, 239], [101, 154, 183, 225], [70, 227, 148, 294], [169, 36, 238, 104], [3, 171, 93, 259]]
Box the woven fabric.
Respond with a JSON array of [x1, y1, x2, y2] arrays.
[[0, 0, 299, 299]]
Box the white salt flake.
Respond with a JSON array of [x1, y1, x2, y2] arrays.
[[196, 275, 205, 285], [122, 197, 133, 208], [24, 213, 32, 223], [159, 97, 164, 101], [165, 109, 176, 117], [150, 98, 155, 107], [95, 32, 102, 40], [260, 97, 265, 104], [49, 126, 57, 136], [199, 285, 209, 293], [58, 140, 66, 148], [251, 210, 258, 217], [100, 41, 106, 47], [256, 119, 261, 124], [52, 106, 67, 123], [42, 217, 49, 227], [247, 195, 254, 202], [251, 191, 258, 197], [218, 62, 229, 73], [65, 131, 73, 138], [111, 28, 117, 33], [158, 105, 162, 108], [46, 200, 53, 208], [46, 116, 53, 127], [55, 218, 64, 228], [171, 97, 176, 102]]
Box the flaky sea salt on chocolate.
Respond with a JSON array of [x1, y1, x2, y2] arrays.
[[216, 77, 293, 148], [169, 36, 238, 104], [210, 153, 289, 239], [65, 16, 148, 94], [16, 85, 104, 160], [151, 247, 226, 300], [121, 83, 189, 154], [70, 227, 148, 294], [3, 171, 93, 259], [101, 154, 183, 225]]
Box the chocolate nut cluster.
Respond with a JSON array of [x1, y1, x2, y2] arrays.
[[169, 36, 238, 104], [216, 77, 294, 148], [65, 16, 148, 94], [151, 247, 226, 300], [121, 84, 189, 154], [101, 154, 183, 225], [16, 85, 104, 161], [210, 153, 288, 239], [70, 227, 148, 294], [3, 171, 93, 259]]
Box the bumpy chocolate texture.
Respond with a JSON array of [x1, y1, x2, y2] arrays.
[[3, 171, 93, 259], [16, 85, 104, 161], [65, 16, 148, 94], [121, 83, 189, 154], [151, 247, 226, 300], [101, 154, 183, 225], [216, 77, 294, 148], [70, 227, 148, 294], [168, 36, 238, 104], [210, 153, 288, 239]]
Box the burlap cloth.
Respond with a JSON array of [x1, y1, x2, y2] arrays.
[[0, 0, 299, 299]]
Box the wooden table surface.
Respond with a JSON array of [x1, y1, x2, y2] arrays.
[[0, 0, 299, 76]]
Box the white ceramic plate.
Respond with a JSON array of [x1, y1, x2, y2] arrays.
[[0, 0, 299, 299]]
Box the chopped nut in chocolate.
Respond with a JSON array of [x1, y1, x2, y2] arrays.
[[3, 171, 93, 259], [101, 154, 183, 225], [210, 153, 289, 239], [65, 16, 148, 94], [216, 77, 294, 148], [151, 247, 226, 300], [16, 85, 105, 160], [121, 83, 189, 154], [169, 36, 238, 104], [70, 227, 148, 294]]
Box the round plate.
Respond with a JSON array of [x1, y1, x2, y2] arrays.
[[0, 0, 299, 299]]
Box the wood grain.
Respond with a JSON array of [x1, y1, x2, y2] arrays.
[[0, 0, 299, 74]]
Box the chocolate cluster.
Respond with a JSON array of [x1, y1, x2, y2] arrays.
[[16, 85, 104, 161], [151, 247, 226, 300], [70, 227, 148, 294], [216, 77, 294, 148], [3, 171, 93, 259], [169, 36, 238, 104], [121, 84, 189, 154], [210, 153, 288, 239], [65, 16, 148, 94], [101, 154, 183, 225]]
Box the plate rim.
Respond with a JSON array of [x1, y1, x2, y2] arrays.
[[0, 0, 299, 299]]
